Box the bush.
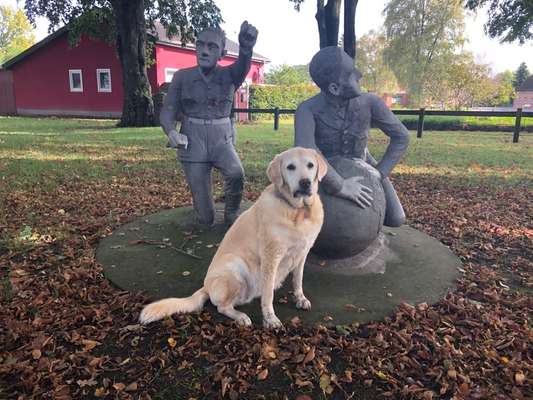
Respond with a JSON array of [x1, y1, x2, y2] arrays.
[[249, 84, 319, 119], [398, 116, 465, 130], [397, 115, 533, 132]]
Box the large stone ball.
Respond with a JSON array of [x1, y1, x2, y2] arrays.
[[312, 156, 386, 259]]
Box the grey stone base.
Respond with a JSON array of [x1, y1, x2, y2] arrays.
[[96, 205, 461, 325]]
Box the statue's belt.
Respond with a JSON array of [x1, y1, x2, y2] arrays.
[[186, 117, 230, 125]]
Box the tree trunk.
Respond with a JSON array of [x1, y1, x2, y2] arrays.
[[324, 0, 341, 46], [112, 0, 154, 127], [316, 0, 341, 48], [344, 0, 358, 59], [315, 0, 328, 48]]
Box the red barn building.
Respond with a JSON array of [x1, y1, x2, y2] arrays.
[[0, 23, 268, 118]]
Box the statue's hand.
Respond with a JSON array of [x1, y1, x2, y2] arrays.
[[367, 165, 383, 181], [338, 176, 373, 208], [168, 131, 188, 149], [238, 20, 258, 50]]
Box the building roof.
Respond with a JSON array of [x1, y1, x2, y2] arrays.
[[2, 26, 68, 69], [518, 75, 533, 92], [151, 22, 269, 63], [2, 22, 269, 69]]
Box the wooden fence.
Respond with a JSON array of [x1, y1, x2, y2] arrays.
[[231, 107, 533, 143]]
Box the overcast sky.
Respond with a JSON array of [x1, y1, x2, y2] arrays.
[[3, 0, 533, 74]]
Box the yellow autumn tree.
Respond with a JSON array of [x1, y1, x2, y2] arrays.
[[0, 5, 36, 65]]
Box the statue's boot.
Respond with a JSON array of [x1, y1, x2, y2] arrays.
[[224, 192, 243, 227]]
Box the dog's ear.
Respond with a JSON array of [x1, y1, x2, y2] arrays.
[[267, 154, 283, 187], [314, 150, 328, 181]]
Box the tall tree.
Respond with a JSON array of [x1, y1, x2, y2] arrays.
[[383, 0, 465, 106], [422, 52, 496, 109], [355, 30, 399, 94], [24, 0, 221, 127], [289, 0, 360, 59], [422, 53, 515, 109], [465, 0, 533, 44], [513, 62, 531, 90], [0, 5, 35, 65]]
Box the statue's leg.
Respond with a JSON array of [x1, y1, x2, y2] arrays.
[[382, 178, 406, 227], [181, 161, 215, 226], [365, 150, 405, 227], [213, 145, 245, 226]]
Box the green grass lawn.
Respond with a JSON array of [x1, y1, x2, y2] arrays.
[[1, 116, 531, 193]]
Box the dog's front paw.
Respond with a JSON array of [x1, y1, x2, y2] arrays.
[[295, 295, 312, 310], [236, 314, 252, 327], [263, 315, 283, 329]]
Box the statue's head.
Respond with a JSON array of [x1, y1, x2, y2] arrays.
[[309, 46, 362, 99], [196, 27, 227, 70]]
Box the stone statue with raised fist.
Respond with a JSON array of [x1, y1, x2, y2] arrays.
[[160, 21, 258, 226]]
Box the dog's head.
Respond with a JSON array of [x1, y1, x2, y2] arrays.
[[267, 147, 328, 208]]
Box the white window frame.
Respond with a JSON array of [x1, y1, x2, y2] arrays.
[[96, 68, 112, 92], [69, 69, 83, 92], [164, 68, 179, 83]]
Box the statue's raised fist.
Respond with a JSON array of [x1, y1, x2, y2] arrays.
[[238, 20, 258, 49]]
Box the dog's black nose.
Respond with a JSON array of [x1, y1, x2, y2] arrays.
[[299, 179, 311, 189]]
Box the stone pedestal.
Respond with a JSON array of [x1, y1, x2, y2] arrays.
[[96, 205, 461, 325]]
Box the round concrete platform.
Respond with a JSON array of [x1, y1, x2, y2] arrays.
[[96, 204, 461, 325]]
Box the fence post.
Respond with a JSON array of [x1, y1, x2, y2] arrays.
[[417, 108, 425, 138], [274, 107, 280, 131], [513, 108, 522, 143]]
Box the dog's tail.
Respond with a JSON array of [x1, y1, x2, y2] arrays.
[[139, 287, 209, 324]]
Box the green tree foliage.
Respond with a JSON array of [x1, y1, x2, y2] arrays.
[[23, 0, 221, 127], [0, 5, 36, 65], [264, 64, 311, 85], [423, 53, 512, 109], [513, 62, 531, 90], [465, 0, 533, 44], [383, 0, 465, 106], [355, 30, 399, 94], [492, 70, 515, 105]]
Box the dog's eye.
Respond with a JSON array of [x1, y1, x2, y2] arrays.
[[307, 162, 314, 169], [287, 164, 296, 171]]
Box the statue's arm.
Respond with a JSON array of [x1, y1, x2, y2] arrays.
[[228, 46, 252, 87], [160, 71, 183, 137], [294, 103, 344, 194], [370, 95, 410, 178], [229, 22, 257, 87]]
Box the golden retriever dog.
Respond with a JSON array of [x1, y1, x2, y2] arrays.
[[139, 147, 327, 328]]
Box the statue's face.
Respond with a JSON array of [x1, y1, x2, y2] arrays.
[[196, 31, 224, 70], [328, 55, 362, 99]]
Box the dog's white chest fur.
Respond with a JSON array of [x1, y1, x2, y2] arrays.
[[234, 235, 314, 305]]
